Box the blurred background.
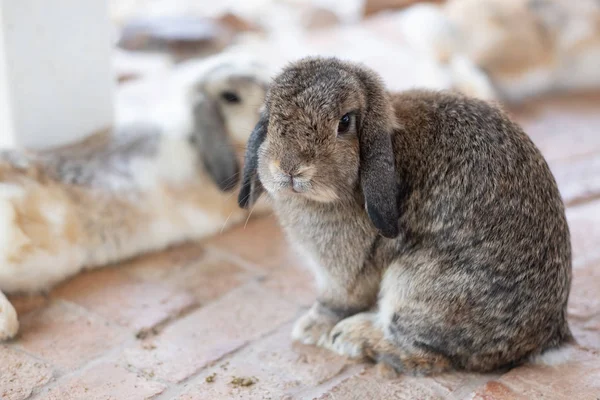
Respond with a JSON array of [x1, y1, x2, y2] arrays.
[[2, 0, 600, 150], [106, 0, 600, 169], [1, 3, 600, 398], [110, 0, 600, 100]]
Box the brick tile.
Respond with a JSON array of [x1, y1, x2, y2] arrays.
[[511, 92, 600, 162], [36, 360, 166, 400], [566, 201, 600, 267], [471, 381, 527, 400], [430, 372, 501, 400], [569, 262, 600, 321], [17, 301, 129, 371], [85, 244, 251, 316], [262, 262, 316, 307], [0, 346, 53, 400], [550, 154, 600, 207], [159, 251, 256, 305], [204, 215, 292, 270], [123, 242, 207, 282], [123, 283, 299, 383], [7, 294, 50, 317], [313, 367, 448, 400], [469, 347, 600, 399], [571, 318, 600, 351], [52, 267, 197, 336], [307, 365, 497, 400], [568, 261, 600, 350], [176, 323, 349, 399]]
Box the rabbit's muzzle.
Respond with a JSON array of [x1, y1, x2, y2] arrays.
[[268, 159, 316, 194]]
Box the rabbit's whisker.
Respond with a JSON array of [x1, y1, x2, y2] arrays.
[[220, 210, 235, 234], [244, 192, 262, 229]]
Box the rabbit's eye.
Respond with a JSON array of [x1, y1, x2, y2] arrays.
[[338, 113, 352, 134], [221, 91, 241, 104]]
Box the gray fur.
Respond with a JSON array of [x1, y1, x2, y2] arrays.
[[239, 57, 572, 374], [190, 93, 239, 192], [238, 111, 268, 208]]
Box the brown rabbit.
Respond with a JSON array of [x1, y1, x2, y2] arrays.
[[239, 57, 573, 374]]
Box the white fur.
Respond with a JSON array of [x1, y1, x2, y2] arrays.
[[129, 135, 197, 191], [377, 261, 413, 329], [327, 313, 375, 358], [448, 55, 497, 101], [0, 291, 18, 340], [0, 53, 270, 339], [0, 185, 30, 269], [0, 151, 241, 295], [398, 3, 458, 61], [292, 241, 329, 292], [529, 344, 577, 366]]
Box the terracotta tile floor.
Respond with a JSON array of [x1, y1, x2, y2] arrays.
[[1, 92, 599, 400]]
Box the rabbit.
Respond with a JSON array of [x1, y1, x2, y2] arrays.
[[238, 57, 573, 374], [398, 0, 600, 102], [0, 53, 271, 341]]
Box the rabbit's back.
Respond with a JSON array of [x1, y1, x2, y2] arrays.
[[385, 90, 572, 370]]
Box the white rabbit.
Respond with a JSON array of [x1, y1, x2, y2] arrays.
[[0, 53, 271, 340]]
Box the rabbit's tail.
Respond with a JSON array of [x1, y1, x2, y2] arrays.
[[528, 335, 579, 367]]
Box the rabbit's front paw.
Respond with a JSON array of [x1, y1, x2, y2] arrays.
[[292, 307, 338, 347], [327, 313, 378, 359], [0, 293, 19, 341]]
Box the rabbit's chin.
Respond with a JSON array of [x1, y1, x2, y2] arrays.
[[268, 185, 340, 204], [296, 188, 340, 203]]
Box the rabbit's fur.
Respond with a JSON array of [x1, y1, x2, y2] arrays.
[[400, 0, 600, 102], [240, 57, 573, 374], [0, 54, 270, 340]]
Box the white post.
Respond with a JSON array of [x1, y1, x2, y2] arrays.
[[0, 0, 115, 150]]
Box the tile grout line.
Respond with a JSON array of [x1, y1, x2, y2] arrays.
[[20, 299, 174, 399], [565, 192, 600, 208], [16, 244, 273, 398], [27, 334, 171, 399], [150, 313, 301, 400], [28, 280, 302, 399], [292, 364, 366, 400], [202, 245, 273, 276]]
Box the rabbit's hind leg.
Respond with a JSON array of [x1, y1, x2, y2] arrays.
[[0, 290, 18, 340], [327, 311, 451, 376]]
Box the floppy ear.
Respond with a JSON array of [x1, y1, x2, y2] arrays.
[[190, 93, 240, 192], [357, 77, 400, 238], [238, 111, 268, 209]]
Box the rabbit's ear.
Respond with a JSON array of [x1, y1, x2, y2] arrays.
[[358, 87, 400, 238], [238, 111, 268, 209], [190, 93, 240, 192]]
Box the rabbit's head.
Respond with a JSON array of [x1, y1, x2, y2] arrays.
[[239, 57, 400, 238], [188, 57, 269, 192]]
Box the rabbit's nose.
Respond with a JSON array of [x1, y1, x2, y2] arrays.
[[269, 160, 314, 190], [270, 160, 296, 180], [272, 159, 300, 177]]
